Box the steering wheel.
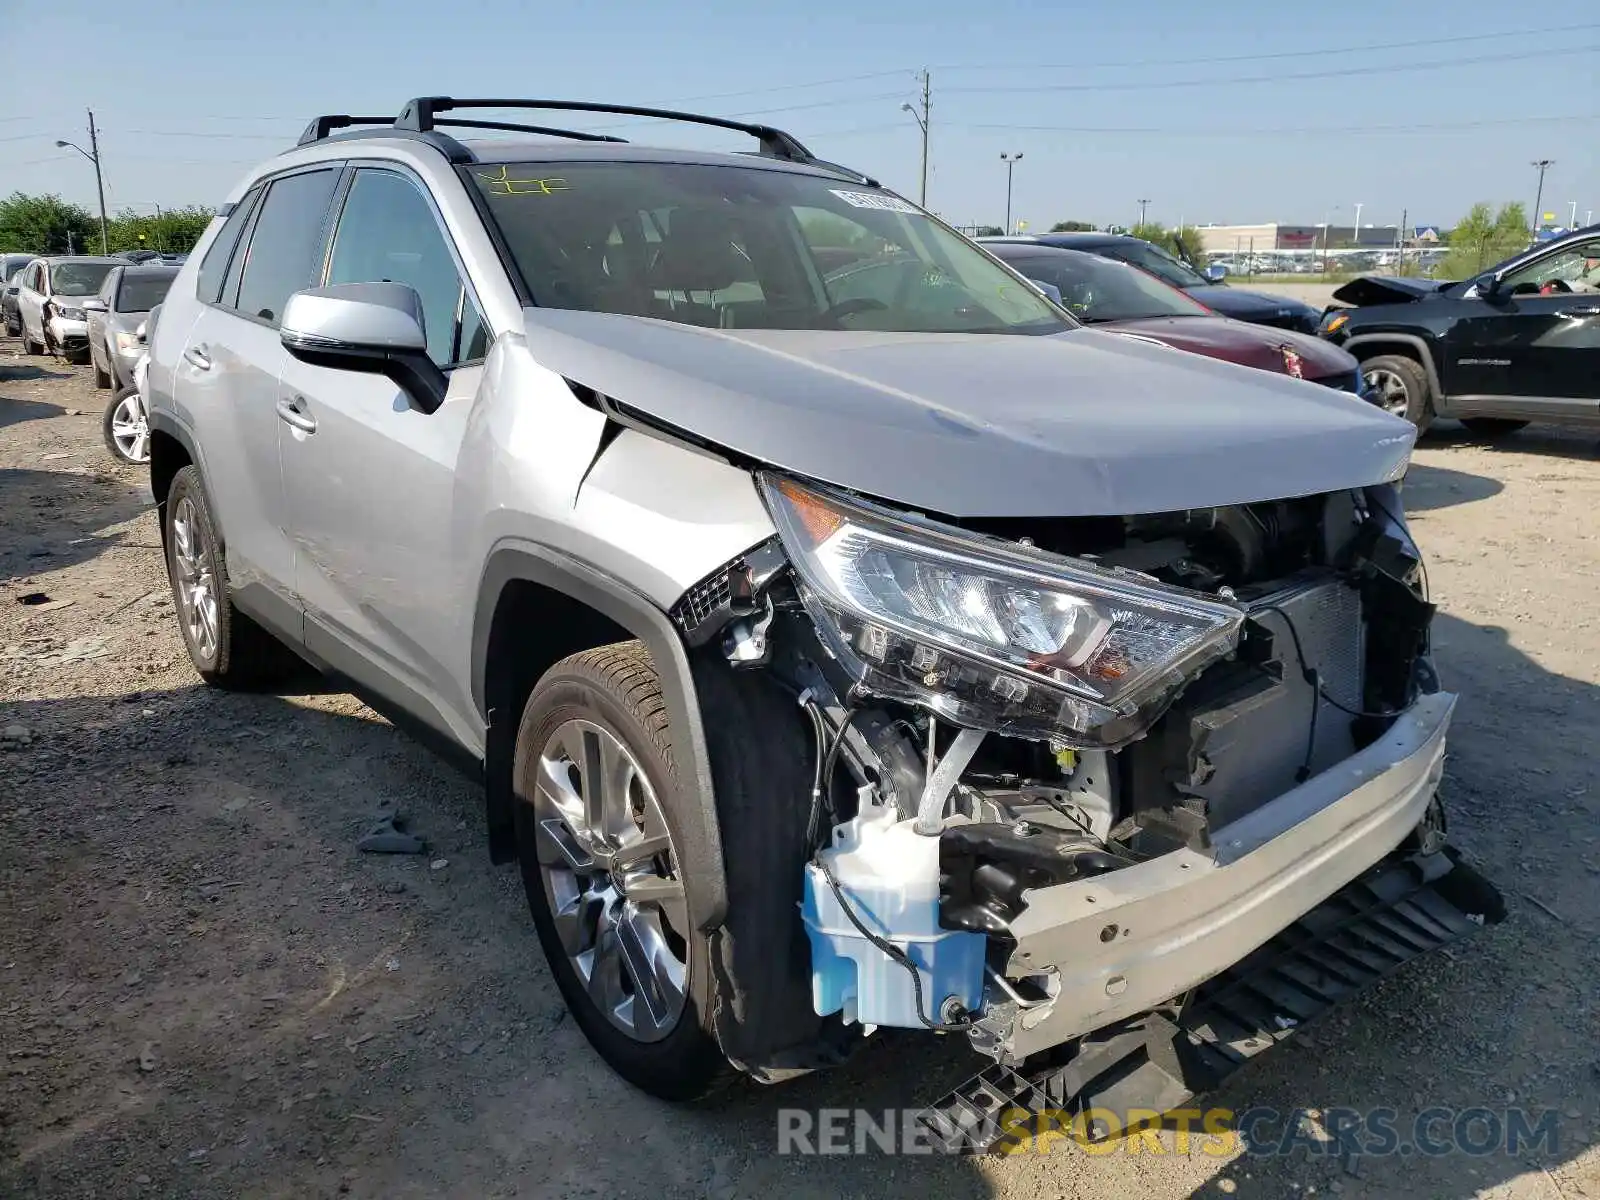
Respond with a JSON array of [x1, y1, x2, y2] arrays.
[[1539, 278, 1574, 295], [822, 297, 888, 322]]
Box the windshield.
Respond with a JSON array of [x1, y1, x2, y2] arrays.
[[49, 262, 115, 296], [469, 161, 1068, 334], [116, 274, 174, 312], [998, 250, 1210, 323], [1103, 241, 1208, 290]]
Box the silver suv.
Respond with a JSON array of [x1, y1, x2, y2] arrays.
[[145, 98, 1500, 1123]]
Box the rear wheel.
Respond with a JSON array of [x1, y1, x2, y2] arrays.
[[1459, 418, 1529, 438], [163, 466, 303, 688], [1361, 354, 1434, 433], [103, 387, 150, 464], [512, 645, 730, 1100]]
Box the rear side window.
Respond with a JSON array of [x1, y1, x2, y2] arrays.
[[234, 169, 340, 325], [196, 185, 262, 304]]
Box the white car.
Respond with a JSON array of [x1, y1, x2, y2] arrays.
[[15, 255, 121, 361]]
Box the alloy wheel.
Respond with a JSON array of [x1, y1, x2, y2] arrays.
[[171, 496, 220, 664], [1363, 366, 1410, 417], [110, 393, 150, 463], [531, 718, 690, 1043]]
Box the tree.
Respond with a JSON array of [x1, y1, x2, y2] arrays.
[[1126, 221, 1209, 267], [0, 192, 97, 255], [105, 206, 217, 255], [1442, 202, 1531, 277], [1050, 220, 1096, 232]]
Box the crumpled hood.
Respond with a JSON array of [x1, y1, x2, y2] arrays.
[[1102, 316, 1357, 380], [1331, 275, 1454, 307], [518, 310, 1415, 518]]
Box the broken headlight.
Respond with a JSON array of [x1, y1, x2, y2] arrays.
[[761, 475, 1244, 747]]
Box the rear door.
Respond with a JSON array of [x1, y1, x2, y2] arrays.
[[18, 262, 45, 338], [170, 166, 342, 631], [277, 165, 491, 747]]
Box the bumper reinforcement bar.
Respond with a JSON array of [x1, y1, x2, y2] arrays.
[[917, 845, 1504, 1154]]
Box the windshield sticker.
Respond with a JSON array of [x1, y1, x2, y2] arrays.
[[478, 166, 570, 196], [829, 189, 919, 214]]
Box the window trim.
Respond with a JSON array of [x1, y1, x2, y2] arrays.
[[195, 181, 264, 307], [320, 160, 493, 371], [208, 163, 345, 330]]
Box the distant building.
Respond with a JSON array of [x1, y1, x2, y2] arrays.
[[1195, 223, 1404, 255]]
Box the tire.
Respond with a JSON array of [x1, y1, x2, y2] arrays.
[[162, 465, 303, 688], [22, 329, 42, 355], [1361, 354, 1435, 433], [513, 644, 733, 1101], [92, 347, 112, 389], [1460, 418, 1529, 438], [103, 387, 149, 464]]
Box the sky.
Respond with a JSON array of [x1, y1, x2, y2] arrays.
[[3, 0, 1596, 234]]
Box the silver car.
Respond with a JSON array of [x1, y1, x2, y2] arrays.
[[15, 254, 121, 360], [141, 99, 1501, 1124], [0, 252, 39, 334], [85, 263, 178, 390]]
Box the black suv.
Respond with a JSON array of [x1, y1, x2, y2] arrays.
[[1320, 224, 1600, 435]]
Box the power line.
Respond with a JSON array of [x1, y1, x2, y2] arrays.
[[933, 21, 1600, 72], [944, 43, 1600, 95], [955, 112, 1600, 136]]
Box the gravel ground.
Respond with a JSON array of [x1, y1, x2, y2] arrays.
[[3, 348, 1598, 1200]]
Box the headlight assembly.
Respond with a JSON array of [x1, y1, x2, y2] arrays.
[[115, 330, 142, 354], [761, 475, 1244, 747], [55, 306, 85, 322]]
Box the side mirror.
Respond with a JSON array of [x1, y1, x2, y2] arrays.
[[279, 282, 445, 415], [1029, 278, 1065, 306], [135, 319, 149, 345], [82, 298, 107, 313], [1203, 264, 1228, 283], [1476, 273, 1506, 301]]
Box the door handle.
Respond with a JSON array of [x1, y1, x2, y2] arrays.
[[275, 396, 317, 434], [1555, 306, 1600, 319], [183, 345, 213, 370]]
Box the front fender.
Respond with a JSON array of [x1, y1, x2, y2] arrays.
[[473, 542, 728, 929]]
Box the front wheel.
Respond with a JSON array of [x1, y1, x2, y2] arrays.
[[513, 645, 731, 1101], [1361, 354, 1435, 433], [1459, 418, 1529, 438]]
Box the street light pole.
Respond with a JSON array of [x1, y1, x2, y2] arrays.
[[55, 109, 109, 255], [1353, 201, 1363, 244], [1000, 152, 1023, 234], [1529, 159, 1553, 237], [900, 70, 931, 208], [1137, 197, 1150, 228]]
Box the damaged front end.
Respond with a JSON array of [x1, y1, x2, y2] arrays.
[[671, 471, 1502, 1123]]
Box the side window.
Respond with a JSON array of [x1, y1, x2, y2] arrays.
[[1503, 239, 1600, 294], [325, 168, 485, 366], [234, 169, 340, 325], [196, 185, 262, 304]]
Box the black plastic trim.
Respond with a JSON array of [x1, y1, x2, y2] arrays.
[[473, 544, 727, 928]]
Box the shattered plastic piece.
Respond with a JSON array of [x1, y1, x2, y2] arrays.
[[1273, 1014, 1298, 1030], [356, 814, 426, 855]]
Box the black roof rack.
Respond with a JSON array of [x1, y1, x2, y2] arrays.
[[395, 97, 818, 163], [294, 98, 879, 185], [297, 115, 395, 146]]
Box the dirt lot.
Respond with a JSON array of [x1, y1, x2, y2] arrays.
[[2, 349, 1598, 1200]]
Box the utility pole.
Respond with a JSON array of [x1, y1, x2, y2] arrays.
[[1353, 201, 1363, 244], [55, 110, 109, 255], [1398, 206, 1407, 274], [1529, 159, 1553, 237], [1568, 200, 1578, 229], [1000, 152, 1023, 234], [1137, 198, 1150, 228], [900, 71, 931, 208]]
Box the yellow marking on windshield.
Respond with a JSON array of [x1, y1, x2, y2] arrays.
[[477, 166, 571, 196]]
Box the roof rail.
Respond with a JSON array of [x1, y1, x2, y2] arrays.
[[432, 117, 627, 144], [297, 115, 395, 146], [394, 97, 818, 163]]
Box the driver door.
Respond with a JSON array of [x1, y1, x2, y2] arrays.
[[1444, 236, 1600, 416]]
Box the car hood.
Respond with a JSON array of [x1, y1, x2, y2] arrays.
[[1180, 285, 1318, 322], [1100, 316, 1357, 380], [517, 310, 1414, 518], [1331, 275, 1454, 307]]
